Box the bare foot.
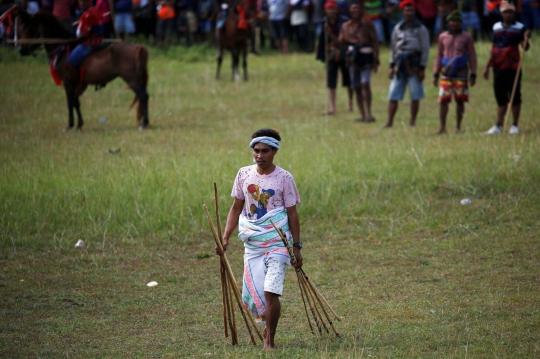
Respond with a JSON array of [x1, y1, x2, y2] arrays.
[[262, 326, 275, 350]]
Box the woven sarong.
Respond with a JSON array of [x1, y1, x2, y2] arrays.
[[239, 207, 292, 320]]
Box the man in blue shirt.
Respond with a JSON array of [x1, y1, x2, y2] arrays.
[[269, 0, 290, 53]]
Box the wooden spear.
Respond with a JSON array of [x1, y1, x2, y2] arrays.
[[7, 38, 122, 44], [203, 205, 263, 344]]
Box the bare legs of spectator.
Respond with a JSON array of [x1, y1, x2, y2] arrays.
[[278, 39, 288, 54], [437, 101, 458, 134], [354, 88, 367, 121], [361, 83, 373, 120], [384, 99, 419, 128], [456, 101, 464, 132], [437, 100, 463, 134], [384, 100, 398, 127], [410, 100, 419, 127], [328, 89, 337, 114], [328, 88, 353, 115]]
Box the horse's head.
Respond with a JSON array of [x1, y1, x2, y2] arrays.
[[17, 8, 39, 56], [17, 9, 72, 56]]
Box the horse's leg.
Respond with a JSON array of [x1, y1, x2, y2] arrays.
[[242, 47, 248, 82], [231, 51, 239, 82], [74, 96, 84, 130], [216, 44, 223, 80], [64, 86, 75, 131], [134, 87, 149, 129]]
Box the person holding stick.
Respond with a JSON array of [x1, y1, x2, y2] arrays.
[[483, 0, 530, 135], [215, 128, 302, 351], [433, 10, 477, 134]]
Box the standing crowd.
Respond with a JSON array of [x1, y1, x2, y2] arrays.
[[0, 0, 534, 132], [316, 0, 531, 134], [2, 0, 539, 49]]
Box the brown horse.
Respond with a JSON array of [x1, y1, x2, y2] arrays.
[[216, 4, 249, 81], [17, 10, 150, 131]]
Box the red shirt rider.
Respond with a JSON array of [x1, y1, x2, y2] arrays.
[[76, 7, 104, 48]]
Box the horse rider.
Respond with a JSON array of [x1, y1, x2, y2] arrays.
[[65, 0, 105, 93], [216, 0, 260, 55]]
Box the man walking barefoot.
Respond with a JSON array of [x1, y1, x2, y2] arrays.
[[433, 10, 477, 134], [216, 128, 302, 350]]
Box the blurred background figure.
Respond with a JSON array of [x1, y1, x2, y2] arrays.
[[435, 0, 457, 36], [520, 0, 540, 30], [133, 0, 157, 41], [114, 0, 136, 39], [316, 0, 353, 115], [289, 0, 310, 52], [415, 0, 437, 41], [385, 0, 402, 42], [364, 0, 385, 43], [53, 0, 77, 33], [196, 0, 214, 42], [269, 0, 290, 53], [176, 0, 195, 45]]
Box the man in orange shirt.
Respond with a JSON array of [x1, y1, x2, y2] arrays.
[[156, 0, 176, 46]]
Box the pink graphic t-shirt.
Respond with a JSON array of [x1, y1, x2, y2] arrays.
[[231, 165, 300, 220]]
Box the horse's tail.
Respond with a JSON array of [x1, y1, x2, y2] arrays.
[[129, 46, 149, 112]]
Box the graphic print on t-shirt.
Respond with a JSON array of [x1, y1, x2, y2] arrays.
[[247, 184, 275, 219]]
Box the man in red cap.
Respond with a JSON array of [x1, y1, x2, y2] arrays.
[[383, 0, 430, 128], [316, 0, 353, 115]]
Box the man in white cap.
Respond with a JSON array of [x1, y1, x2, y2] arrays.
[[483, 0, 530, 134]]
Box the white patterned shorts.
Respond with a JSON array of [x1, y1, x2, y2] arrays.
[[264, 257, 287, 296]]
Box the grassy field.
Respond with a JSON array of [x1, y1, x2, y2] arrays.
[[1, 40, 539, 358]]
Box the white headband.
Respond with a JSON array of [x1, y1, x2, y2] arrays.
[[249, 136, 280, 149]]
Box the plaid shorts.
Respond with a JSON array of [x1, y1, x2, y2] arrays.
[[439, 78, 469, 103]]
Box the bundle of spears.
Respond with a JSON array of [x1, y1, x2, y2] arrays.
[[269, 219, 341, 337], [203, 183, 263, 345], [203, 182, 340, 345]]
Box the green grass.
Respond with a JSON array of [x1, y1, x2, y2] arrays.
[[0, 41, 539, 358]]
